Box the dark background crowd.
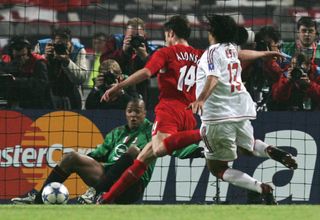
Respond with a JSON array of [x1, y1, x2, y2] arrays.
[[0, 0, 320, 111]]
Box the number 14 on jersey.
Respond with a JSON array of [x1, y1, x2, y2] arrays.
[[177, 65, 196, 92]]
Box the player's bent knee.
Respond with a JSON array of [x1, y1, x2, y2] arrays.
[[152, 144, 167, 158], [237, 147, 254, 156], [137, 144, 156, 164], [212, 167, 228, 179], [60, 151, 81, 167], [207, 161, 229, 179], [152, 147, 160, 157], [63, 151, 80, 161]]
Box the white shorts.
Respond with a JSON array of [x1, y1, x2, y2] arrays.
[[200, 120, 254, 161]]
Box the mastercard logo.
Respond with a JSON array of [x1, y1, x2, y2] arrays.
[[0, 110, 104, 199]]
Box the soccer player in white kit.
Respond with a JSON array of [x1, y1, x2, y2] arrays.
[[189, 14, 297, 205]]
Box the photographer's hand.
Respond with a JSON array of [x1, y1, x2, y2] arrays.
[[44, 43, 54, 59], [122, 35, 132, 53], [94, 74, 105, 88], [134, 43, 148, 59]]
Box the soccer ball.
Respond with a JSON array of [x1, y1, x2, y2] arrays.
[[41, 182, 69, 204]]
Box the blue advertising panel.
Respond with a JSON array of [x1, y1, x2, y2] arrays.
[[0, 110, 319, 204]]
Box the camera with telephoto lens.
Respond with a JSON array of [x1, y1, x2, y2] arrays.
[[103, 71, 117, 85], [290, 67, 305, 82], [130, 35, 145, 49], [54, 43, 68, 55]]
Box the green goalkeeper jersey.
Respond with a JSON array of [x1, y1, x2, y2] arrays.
[[89, 118, 201, 187]]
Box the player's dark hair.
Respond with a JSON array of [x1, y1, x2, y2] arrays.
[[236, 26, 249, 45], [127, 97, 145, 109], [164, 15, 191, 40], [206, 14, 239, 44]]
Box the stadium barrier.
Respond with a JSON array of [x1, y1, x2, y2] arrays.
[[0, 110, 319, 204]]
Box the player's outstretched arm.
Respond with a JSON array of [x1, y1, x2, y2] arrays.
[[188, 75, 218, 115], [238, 50, 283, 62], [100, 68, 152, 102]]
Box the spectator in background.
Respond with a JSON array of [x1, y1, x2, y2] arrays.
[[243, 26, 290, 111], [282, 16, 320, 66], [100, 17, 160, 108], [0, 36, 52, 109], [85, 59, 138, 109], [86, 32, 107, 89], [34, 27, 88, 109], [272, 53, 320, 111]]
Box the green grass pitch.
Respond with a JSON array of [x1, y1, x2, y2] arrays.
[[0, 205, 319, 220]]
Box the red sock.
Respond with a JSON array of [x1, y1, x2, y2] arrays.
[[163, 129, 201, 155], [101, 159, 147, 203]]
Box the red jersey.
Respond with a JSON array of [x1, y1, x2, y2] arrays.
[[145, 44, 204, 106]]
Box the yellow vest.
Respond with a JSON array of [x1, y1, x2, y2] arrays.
[[88, 54, 101, 88]]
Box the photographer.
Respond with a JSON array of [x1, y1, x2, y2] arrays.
[[100, 17, 160, 108], [0, 36, 51, 109], [243, 26, 290, 111], [85, 59, 138, 109], [272, 53, 320, 110], [34, 27, 88, 109], [282, 16, 320, 67]]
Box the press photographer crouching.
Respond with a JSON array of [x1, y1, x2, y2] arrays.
[[85, 59, 138, 109], [100, 18, 161, 109], [0, 36, 51, 109], [272, 53, 320, 111]]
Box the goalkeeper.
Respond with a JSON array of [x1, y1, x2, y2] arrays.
[[11, 97, 203, 204]]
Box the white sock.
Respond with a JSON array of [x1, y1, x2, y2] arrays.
[[252, 139, 270, 158], [222, 168, 262, 193]]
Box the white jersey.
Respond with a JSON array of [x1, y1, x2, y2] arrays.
[[196, 43, 256, 124]]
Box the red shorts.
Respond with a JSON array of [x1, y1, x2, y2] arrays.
[[152, 99, 197, 136]]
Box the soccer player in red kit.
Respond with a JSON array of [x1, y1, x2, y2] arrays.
[[98, 15, 204, 203], [98, 15, 285, 204]]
